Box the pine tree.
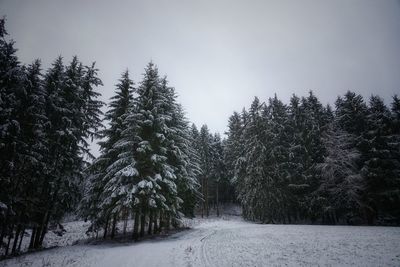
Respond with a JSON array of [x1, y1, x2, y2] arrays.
[[388, 95, 400, 223], [29, 56, 104, 248], [0, 18, 28, 253], [189, 124, 203, 214], [15, 60, 48, 252], [237, 97, 270, 221], [107, 63, 184, 238], [300, 91, 327, 221], [335, 91, 369, 136], [198, 125, 213, 217], [80, 61, 104, 159], [265, 95, 291, 222], [81, 70, 134, 235], [286, 94, 309, 222], [167, 98, 200, 219], [391, 95, 400, 129], [225, 112, 244, 187], [317, 123, 364, 224], [362, 95, 400, 224], [209, 133, 226, 216]]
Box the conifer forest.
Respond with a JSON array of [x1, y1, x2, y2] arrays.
[[1, 2, 400, 266]]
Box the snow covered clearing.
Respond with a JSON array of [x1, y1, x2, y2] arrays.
[[2, 216, 400, 267]]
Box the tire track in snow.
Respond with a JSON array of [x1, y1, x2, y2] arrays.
[[200, 229, 217, 267]]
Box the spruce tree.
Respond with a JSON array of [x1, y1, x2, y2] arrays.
[[362, 96, 399, 224], [81, 70, 134, 234], [198, 125, 213, 217], [15, 60, 48, 252], [0, 19, 28, 253], [225, 112, 244, 186], [300, 91, 326, 221], [286, 94, 309, 222], [209, 133, 226, 216], [317, 123, 364, 224]]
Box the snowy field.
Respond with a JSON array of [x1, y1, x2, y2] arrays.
[[1, 216, 400, 267]]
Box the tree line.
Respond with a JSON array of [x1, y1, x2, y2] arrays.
[[0, 19, 104, 255], [224, 92, 400, 225], [0, 19, 204, 256]]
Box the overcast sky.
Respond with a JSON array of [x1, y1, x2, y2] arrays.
[[2, 0, 400, 155]]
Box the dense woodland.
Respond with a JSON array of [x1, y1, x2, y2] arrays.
[[1, 18, 400, 258], [226, 92, 400, 225]]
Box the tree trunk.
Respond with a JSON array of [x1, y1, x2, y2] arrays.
[[154, 211, 160, 234], [34, 218, 43, 249], [5, 226, 13, 256], [216, 182, 220, 217], [205, 178, 209, 217], [110, 214, 117, 239], [29, 227, 36, 250], [159, 211, 164, 232], [4, 236, 10, 256], [36, 184, 58, 249], [17, 227, 25, 252], [147, 211, 153, 235], [11, 224, 21, 254], [38, 210, 51, 248], [103, 217, 109, 239], [123, 210, 128, 236], [133, 212, 139, 241], [140, 210, 146, 237], [0, 207, 11, 249], [201, 177, 204, 218], [165, 213, 170, 230]]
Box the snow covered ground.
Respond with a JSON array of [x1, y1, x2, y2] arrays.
[[2, 216, 400, 267]]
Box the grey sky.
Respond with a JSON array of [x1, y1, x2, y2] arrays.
[[2, 0, 400, 155]]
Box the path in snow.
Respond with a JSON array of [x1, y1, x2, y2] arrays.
[[2, 216, 400, 267]]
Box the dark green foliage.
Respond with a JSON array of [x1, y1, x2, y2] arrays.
[[361, 96, 400, 224], [82, 63, 200, 240], [0, 18, 104, 255], [225, 91, 400, 225]]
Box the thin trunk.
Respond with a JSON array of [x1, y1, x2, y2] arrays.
[[205, 178, 209, 217], [154, 211, 160, 234], [216, 182, 219, 217], [12, 224, 21, 254], [103, 217, 109, 239], [133, 212, 139, 241], [0, 207, 11, 248], [37, 183, 59, 248], [123, 210, 128, 236], [5, 227, 13, 256], [165, 213, 170, 230], [34, 219, 43, 249], [36, 153, 61, 248], [17, 227, 25, 252], [29, 227, 36, 249], [147, 211, 153, 235], [140, 211, 146, 237], [110, 214, 117, 239], [38, 211, 51, 247], [201, 178, 204, 218], [159, 211, 164, 232]]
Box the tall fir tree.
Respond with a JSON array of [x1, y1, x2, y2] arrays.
[[317, 123, 364, 224], [0, 19, 34, 253], [362, 95, 400, 224], [81, 70, 134, 233]]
